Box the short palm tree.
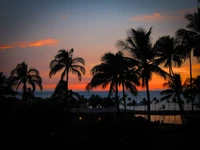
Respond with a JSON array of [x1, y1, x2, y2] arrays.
[[86, 51, 140, 112], [9, 62, 42, 101], [193, 76, 200, 105], [160, 74, 187, 124], [49, 49, 85, 100], [117, 27, 167, 122], [185, 76, 200, 109], [152, 97, 159, 111], [51, 79, 81, 107], [0, 72, 17, 96]]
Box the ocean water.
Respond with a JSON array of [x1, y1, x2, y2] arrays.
[[28, 90, 196, 111], [33, 90, 160, 99], [17, 90, 197, 124]]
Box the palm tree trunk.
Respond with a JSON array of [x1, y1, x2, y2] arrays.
[[22, 82, 27, 101], [65, 69, 69, 107], [115, 83, 120, 113], [145, 78, 151, 123], [189, 53, 193, 113], [122, 82, 126, 112], [107, 86, 113, 98], [177, 93, 185, 124]]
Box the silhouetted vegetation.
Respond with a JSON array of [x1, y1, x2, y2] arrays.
[[1, 5, 200, 148]]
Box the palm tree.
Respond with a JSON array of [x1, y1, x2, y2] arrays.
[[193, 76, 200, 108], [185, 7, 200, 62], [49, 49, 85, 100], [160, 74, 187, 124], [176, 29, 198, 112], [140, 97, 147, 111], [86, 51, 140, 112], [152, 97, 159, 111], [185, 76, 200, 109], [9, 62, 42, 101], [117, 27, 167, 122], [154, 36, 184, 77], [51, 79, 81, 108], [87, 94, 103, 108], [0, 72, 17, 96], [185, 7, 200, 34], [176, 7, 200, 112]]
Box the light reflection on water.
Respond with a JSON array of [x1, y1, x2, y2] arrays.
[[136, 114, 182, 124]]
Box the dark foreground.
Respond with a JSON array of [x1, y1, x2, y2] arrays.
[[1, 101, 200, 149]]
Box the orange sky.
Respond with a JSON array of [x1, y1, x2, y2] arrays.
[[0, 0, 199, 92]]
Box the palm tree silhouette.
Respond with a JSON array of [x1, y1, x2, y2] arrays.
[[152, 97, 159, 111], [185, 7, 200, 34], [154, 36, 184, 77], [176, 29, 198, 112], [193, 76, 200, 109], [160, 74, 187, 124], [176, 7, 200, 112], [0, 72, 17, 96], [117, 27, 167, 122], [49, 49, 85, 102], [185, 76, 200, 109], [86, 51, 140, 112], [9, 62, 42, 101]]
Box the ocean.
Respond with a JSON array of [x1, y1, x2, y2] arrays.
[[29, 90, 195, 111], [17, 90, 197, 124]]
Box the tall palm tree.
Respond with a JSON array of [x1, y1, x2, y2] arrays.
[[176, 29, 198, 112], [176, 7, 200, 112], [160, 74, 187, 124], [117, 27, 167, 122], [185, 7, 200, 62], [185, 7, 200, 34], [86, 51, 140, 112], [49, 49, 85, 100], [9, 62, 42, 101], [154, 36, 184, 77]]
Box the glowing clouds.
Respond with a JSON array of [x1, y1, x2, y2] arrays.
[[0, 38, 59, 50], [0, 44, 14, 50], [130, 8, 196, 22], [27, 39, 58, 47], [130, 12, 177, 22]]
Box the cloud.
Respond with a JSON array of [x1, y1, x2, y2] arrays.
[[27, 39, 58, 47], [0, 38, 59, 50], [130, 8, 196, 22], [0, 45, 14, 50], [61, 13, 70, 19]]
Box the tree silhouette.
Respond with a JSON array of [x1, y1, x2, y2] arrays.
[[160, 74, 187, 124], [176, 7, 200, 112], [0, 72, 17, 96], [9, 62, 42, 101], [185, 7, 200, 34], [152, 97, 159, 111], [51, 79, 81, 108], [86, 51, 140, 112], [154, 36, 184, 77], [49, 49, 85, 101], [117, 27, 167, 122], [193, 76, 200, 109]]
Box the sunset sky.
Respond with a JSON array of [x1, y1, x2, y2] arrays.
[[0, 0, 199, 91]]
